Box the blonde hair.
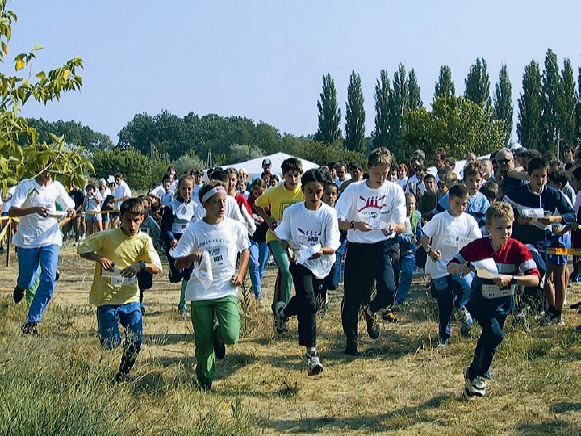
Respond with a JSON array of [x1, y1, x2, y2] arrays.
[[368, 147, 392, 168], [485, 202, 514, 225]]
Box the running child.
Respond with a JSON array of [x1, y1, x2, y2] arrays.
[[421, 184, 482, 347], [78, 198, 162, 382], [136, 194, 161, 314], [247, 178, 270, 305], [336, 147, 406, 356], [84, 183, 103, 235], [173, 181, 250, 390], [160, 174, 200, 315], [448, 202, 540, 399], [274, 168, 340, 375], [254, 157, 305, 333]]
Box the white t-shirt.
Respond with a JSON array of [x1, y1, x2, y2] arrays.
[[422, 211, 482, 279], [113, 181, 131, 210], [11, 178, 75, 248], [85, 191, 103, 213], [335, 180, 406, 244], [173, 217, 250, 301], [2, 186, 16, 212], [274, 202, 341, 279]]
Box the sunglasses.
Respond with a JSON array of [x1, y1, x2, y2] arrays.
[[496, 159, 511, 164]]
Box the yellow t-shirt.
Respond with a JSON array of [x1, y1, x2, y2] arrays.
[[254, 183, 304, 243], [78, 228, 163, 306]]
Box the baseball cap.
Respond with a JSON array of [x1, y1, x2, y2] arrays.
[[262, 158, 271, 167]]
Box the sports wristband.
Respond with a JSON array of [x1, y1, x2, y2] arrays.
[[511, 276, 518, 285], [350, 221, 355, 229]]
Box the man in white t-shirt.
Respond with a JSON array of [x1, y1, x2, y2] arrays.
[[335, 147, 406, 356], [10, 170, 75, 334], [112, 173, 132, 226]]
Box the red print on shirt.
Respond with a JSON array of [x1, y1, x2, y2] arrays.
[[357, 195, 387, 213]]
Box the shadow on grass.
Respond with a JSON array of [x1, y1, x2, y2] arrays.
[[143, 333, 192, 346], [514, 420, 573, 434], [550, 402, 581, 414], [263, 394, 452, 433]]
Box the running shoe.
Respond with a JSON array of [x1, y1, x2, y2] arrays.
[[305, 352, 323, 376]]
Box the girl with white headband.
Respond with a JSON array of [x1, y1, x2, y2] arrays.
[[173, 180, 250, 391], [160, 174, 200, 316]]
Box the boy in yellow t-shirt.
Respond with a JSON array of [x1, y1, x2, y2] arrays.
[[78, 198, 162, 382], [254, 157, 304, 333]]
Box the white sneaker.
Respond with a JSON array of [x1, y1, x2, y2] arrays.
[[463, 366, 486, 399], [274, 301, 288, 335], [305, 352, 323, 376], [437, 338, 449, 348]]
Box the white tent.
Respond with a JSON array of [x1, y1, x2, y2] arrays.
[[226, 152, 319, 179]]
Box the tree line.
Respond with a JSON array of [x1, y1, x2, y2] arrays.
[[317, 49, 580, 163]]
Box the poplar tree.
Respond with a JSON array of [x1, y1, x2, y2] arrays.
[[494, 64, 513, 145], [541, 49, 561, 152], [559, 58, 577, 146], [344, 71, 366, 152], [372, 69, 391, 149], [464, 58, 491, 108], [434, 65, 455, 99], [387, 64, 408, 148], [315, 74, 341, 144], [517, 61, 543, 149], [408, 68, 423, 112]]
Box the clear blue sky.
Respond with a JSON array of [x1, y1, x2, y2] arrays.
[[10, 1, 581, 144]]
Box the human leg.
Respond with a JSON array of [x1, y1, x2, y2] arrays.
[[268, 240, 293, 309], [468, 311, 507, 385], [342, 243, 375, 352], [27, 245, 59, 324], [117, 303, 143, 378], [432, 276, 454, 343], [394, 254, 414, 305], [248, 240, 263, 299], [191, 299, 217, 388]]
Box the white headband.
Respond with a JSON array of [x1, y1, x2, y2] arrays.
[[202, 186, 226, 203]]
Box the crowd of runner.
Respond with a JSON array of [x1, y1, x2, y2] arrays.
[[3, 144, 580, 397]]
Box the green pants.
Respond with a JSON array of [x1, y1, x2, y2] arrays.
[[190, 295, 241, 386], [268, 239, 293, 311], [26, 266, 42, 307]]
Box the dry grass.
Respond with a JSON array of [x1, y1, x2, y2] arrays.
[[0, 244, 580, 434]]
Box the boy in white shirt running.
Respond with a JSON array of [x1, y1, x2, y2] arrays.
[[335, 147, 406, 356], [274, 168, 341, 375], [421, 184, 482, 347]]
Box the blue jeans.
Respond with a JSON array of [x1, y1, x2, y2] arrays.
[[97, 303, 143, 375], [17, 244, 60, 323], [248, 239, 268, 298], [395, 253, 415, 304], [452, 271, 474, 309]]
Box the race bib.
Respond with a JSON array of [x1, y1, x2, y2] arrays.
[[101, 269, 136, 286], [481, 283, 515, 299]]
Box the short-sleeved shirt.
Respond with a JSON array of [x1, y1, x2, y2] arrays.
[[254, 183, 304, 243], [275, 202, 341, 278], [11, 178, 75, 248], [335, 180, 406, 244], [172, 217, 250, 301], [113, 181, 132, 210], [78, 228, 162, 306], [422, 211, 482, 279]]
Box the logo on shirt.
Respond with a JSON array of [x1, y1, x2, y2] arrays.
[[298, 227, 321, 244], [357, 195, 387, 213]]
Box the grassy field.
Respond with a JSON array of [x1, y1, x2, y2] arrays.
[[0, 244, 579, 434]]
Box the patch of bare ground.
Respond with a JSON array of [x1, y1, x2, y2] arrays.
[[0, 244, 579, 434]]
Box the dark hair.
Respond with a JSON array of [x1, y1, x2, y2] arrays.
[[522, 149, 542, 160], [348, 161, 363, 172], [301, 168, 333, 187], [448, 183, 468, 200], [480, 181, 499, 201], [527, 157, 549, 175], [250, 178, 267, 190], [86, 183, 96, 192], [548, 169, 568, 187], [161, 173, 172, 183], [424, 173, 436, 182], [120, 198, 145, 216], [210, 169, 229, 183], [114, 173, 123, 179], [282, 157, 303, 174], [137, 194, 150, 203]]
